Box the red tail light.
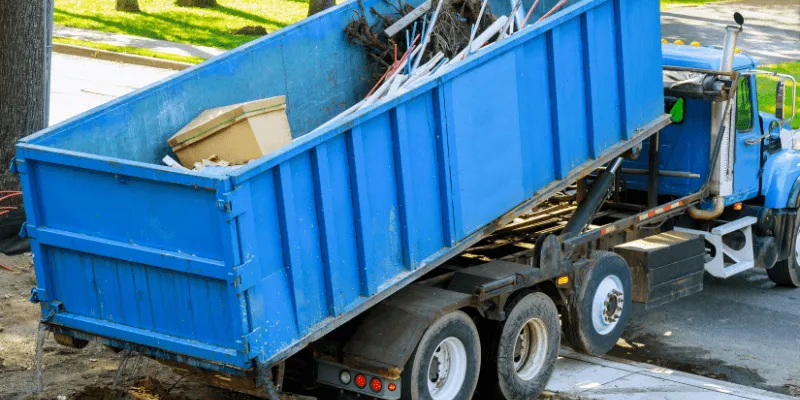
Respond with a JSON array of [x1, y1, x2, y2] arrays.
[[354, 374, 367, 389], [370, 377, 383, 392]]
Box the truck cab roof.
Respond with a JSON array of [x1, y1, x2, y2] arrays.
[[662, 43, 758, 71]]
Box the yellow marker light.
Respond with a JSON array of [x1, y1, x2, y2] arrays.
[[733, 202, 743, 211], [735, 48, 742, 53], [557, 276, 569, 285], [690, 41, 701, 47], [673, 39, 685, 45], [661, 38, 668, 44]]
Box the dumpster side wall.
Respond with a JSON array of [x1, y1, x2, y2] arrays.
[[235, 0, 664, 365]]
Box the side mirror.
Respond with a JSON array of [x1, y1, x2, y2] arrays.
[[776, 80, 786, 121]]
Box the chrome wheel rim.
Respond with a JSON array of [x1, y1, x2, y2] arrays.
[[427, 337, 467, 400], [513, 317, 549, 381], [591, 275, 624, 335]]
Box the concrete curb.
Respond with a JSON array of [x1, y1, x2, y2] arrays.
[[52, 43, 194, 71]]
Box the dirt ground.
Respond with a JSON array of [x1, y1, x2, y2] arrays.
[[0, 253, 264, 400]]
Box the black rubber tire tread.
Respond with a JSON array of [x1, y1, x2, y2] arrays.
[[401, 310, 481, 400], [768, 216, 800, 287], [562, 251, 632, 355], [479, 291, 561, 400]]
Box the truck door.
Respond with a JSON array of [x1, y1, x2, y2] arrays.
[[732, 74, 761, 200]]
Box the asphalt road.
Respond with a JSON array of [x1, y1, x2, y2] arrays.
[[661, 0, 800, 64], [645, 2, 800, 396], [609, 269, 800, 396]]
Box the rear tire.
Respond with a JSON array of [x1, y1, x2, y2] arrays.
[[480, 292, 560, 400], [768, 216, 800, 287], [401, 311, 481, 400], [562, 251, 632, 355]]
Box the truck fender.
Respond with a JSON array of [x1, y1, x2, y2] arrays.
[[789, 178, 800, 209], [761, 150, 800, 209], [339, 285, 474, 380]]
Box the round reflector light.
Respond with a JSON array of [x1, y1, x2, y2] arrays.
[[388, 382, 397, 391]]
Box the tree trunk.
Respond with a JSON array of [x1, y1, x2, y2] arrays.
[[308, 0, 335, 16], [176, 0, 217, 8], [0, 1, 48, 193], [116, 0, 141, 12]]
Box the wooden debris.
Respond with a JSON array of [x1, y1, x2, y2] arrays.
[[385, 0, 432, 37]]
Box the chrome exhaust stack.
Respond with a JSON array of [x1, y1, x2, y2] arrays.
[[709, 13, 744, 198], [719, 12, 744, 72], [693, 13, 744, 220]]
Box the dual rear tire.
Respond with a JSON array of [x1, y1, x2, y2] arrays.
[[480, 292, 561, 400], [402, 311, 482, 400], [401, 252, 632, 399], [402, 293, 561, 400]]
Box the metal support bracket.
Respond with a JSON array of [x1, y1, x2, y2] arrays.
[[675, 216, 757, 278]]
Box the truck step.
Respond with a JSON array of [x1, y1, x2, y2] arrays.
[[675, 217, 757, 279]]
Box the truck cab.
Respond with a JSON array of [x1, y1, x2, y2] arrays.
[[627, 40, 800, 285]]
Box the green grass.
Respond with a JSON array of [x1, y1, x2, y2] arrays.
[[756, 61, 800, 129], [54, 0, 309, 50], [54, 36, 206, 64]]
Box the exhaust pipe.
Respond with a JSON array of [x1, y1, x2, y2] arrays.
[[693, 12, 744, 220], [688, 196, 725, 220], [719, 13, 744, 72]]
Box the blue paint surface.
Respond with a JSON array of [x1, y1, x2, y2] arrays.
[[18, 0, 663, 372], [762, 150, 800, 209], [662, 44, 757, 71], [625, 99, 711, 195]]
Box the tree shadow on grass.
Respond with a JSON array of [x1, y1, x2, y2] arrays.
[[213, 5, 296, 28], [53, 7, 258, 49]]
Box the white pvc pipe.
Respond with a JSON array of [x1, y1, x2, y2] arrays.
[[412, 0, 445, 70], [450, 16, 509, 63], [387, 74, 408, 97]]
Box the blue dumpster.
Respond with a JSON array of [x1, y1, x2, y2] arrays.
[[18, 0, 664, 372]]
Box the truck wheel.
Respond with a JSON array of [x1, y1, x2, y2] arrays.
[[562, 251, 632, 355], [401, 310, 481, 400], [480, 292, 560, 400], [768, 217, 800, 287]]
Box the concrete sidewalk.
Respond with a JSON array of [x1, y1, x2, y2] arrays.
[[54, 25, 226, 59], [547, 348, 795, 399], [49, 52, 175, 125]]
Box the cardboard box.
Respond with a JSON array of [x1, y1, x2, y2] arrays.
[[168, 96, 292, 168]]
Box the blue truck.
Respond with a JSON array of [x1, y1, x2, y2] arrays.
[[16, 0, 798, 398]]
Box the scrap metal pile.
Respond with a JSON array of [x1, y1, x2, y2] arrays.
[[313, 0, 569, 134]]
